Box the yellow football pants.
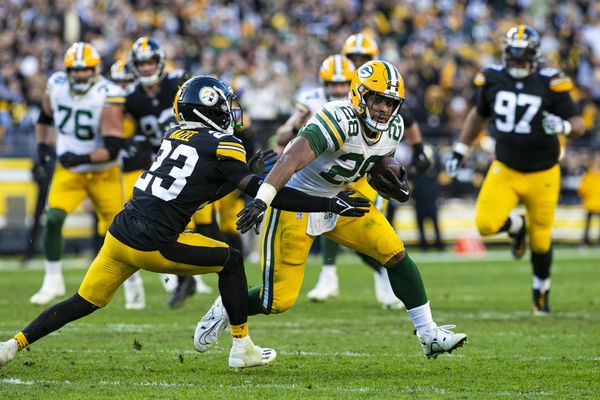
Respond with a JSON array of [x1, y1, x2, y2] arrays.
[[215, 190, 245, 234], [48, 165, 123, 235], [259, 203, 404, 313], [122, 169, 143, 203], [78, 231, 229, 307], [475, 161, 560, 253]]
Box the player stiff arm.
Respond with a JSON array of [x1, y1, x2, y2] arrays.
[[196, 61, 467, 360], [445, 25, 584, 314], [0, 76, 370, 370]]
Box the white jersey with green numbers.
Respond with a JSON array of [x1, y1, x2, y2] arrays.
[[288, 99, 404, 198], [46, 71, 126, 173]]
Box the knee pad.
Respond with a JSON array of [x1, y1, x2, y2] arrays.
[[475, 212, 500, 236], [46, 208, 67, 228]]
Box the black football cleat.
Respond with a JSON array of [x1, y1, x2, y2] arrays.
[[169, 276, 197, 309], [532, 289, 550, 315], [509, 215, 526, 259]]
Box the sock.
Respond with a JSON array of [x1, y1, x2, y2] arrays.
[[230, 322, 248, 339], [45, 260, 62, 276], [533, 276, 551, 291], [407, 301, 435, 336], [43, 208, 66, 260], [322, 264, 337, 275], [232, 335, 252, 347], [13, 332, 28, 350], [531, 248, 552, 280], [248, 285, 266, 316], [321, 237, 339, 265], [386, 253, 428, 309], [508, 214, 523, 235]]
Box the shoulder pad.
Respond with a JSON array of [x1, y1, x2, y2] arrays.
[[315, 101, 354, 148], [488, 64, 504, 71], [294, 87, 321, 106], [98, 79, 126, 104], [167, 69, 187, 79], [216, 134, 246, 163], [46, 71, 68, 93], [473, 65, 504, 86], [473, 71, 486, 86], [539, 68, 573, 92], [539, 67, 560, 77]]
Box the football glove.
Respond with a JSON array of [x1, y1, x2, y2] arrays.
[[411, 143, 431, 176], [59, 152, 91, 168], [123, 137, 141, 157], [236, 199, 267, 234], [445, 152, 463, 178], [542, 111, 572, 136], [328, 191, 370, 217], [32, 143, 54, 182], [247, 149, 278, 176], [372, 167, 410, 202]]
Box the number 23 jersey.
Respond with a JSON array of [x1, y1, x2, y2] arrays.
[[109, 126, 249, 250], [474, 65, 579, 172]]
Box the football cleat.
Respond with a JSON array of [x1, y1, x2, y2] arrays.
[[124, 273, 146, 310], [194, 296, 229, 353], [416, 324, 468, 359], [0, 339, 18, 369], [307, 268, 339, 302], [532, 289, 550, 315], [509, 214, 526, 259], [374, 269, 405, 310], [30, 273, 65, 306], [229, 336, 276, 369], [194, 275, 213, 294], [168, 275, 196, 309]]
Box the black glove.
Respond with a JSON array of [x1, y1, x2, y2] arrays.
[[59, 152, 91, 168], [32, 143, 54, 182], [372, 166, 410, 202], [328, 191, 370, 217], [123, 137, 140, 157], [236, 199, 268, 234], [247, 149, 278, 176], [444, 151, 464, 178], [411, 143, 431, 176]]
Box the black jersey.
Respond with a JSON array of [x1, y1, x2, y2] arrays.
[[109, 125, 250, 250], [123, 70, 190, 172], [474, 65, 578, 172]]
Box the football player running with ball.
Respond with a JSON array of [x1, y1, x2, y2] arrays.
[[30, 42, 125, 306], [0, 76, 370, 370], [196, 62, 467, 359], [445, 26, 584, 314]]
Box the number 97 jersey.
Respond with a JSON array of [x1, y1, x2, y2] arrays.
[[46, 71, 125, 173], [474, 65, 579, 172]]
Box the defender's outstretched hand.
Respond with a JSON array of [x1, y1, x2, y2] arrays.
[[248, 149, 278, 176], [329, 191, 370, 217], [237, 199, 268, 234]]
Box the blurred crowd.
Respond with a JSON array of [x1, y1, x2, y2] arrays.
[[1, 0, 600, 202]]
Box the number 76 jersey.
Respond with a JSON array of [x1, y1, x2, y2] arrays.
[[474, 65, 579, 172], [46, 71, 126, 172], [289, 99, 404, 198]]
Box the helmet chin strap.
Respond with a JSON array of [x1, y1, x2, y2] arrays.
[[192, 108, 230, 134]]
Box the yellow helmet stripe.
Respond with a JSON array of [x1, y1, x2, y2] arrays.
[[517, 25, 525, 40], [141, 37, 148, 53]]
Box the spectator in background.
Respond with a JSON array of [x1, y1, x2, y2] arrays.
[[578, 150, 600, 246]]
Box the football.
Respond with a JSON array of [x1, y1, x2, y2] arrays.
[[367, 156, 404, 199]]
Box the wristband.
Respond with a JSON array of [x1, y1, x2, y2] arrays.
[[563, 120, 572, 136], [453, 142, 471, 156], [255, 182, 277, 207]]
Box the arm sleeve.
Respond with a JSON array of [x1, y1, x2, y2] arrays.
[[549, 91, 579, 120], [242, 175, 331, 212], [399, 108, 414, 128]]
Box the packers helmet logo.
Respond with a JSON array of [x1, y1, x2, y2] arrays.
[[357, 64, 373, 78], [199, 87, 218, 106]]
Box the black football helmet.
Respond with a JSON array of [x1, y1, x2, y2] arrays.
[[129, 37, 166, 86], [501, 25, 540, 79], [174, 76, 243, 134]]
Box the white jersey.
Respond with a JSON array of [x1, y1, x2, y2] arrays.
[[287, 99, 404, 198], [294, 87, 328, 117], [47, 72, 125, 172]]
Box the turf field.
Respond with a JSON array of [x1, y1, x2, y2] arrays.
[[0, 247, 599, 399]]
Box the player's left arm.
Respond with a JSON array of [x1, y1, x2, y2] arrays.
[[542, 73, 585, 139]]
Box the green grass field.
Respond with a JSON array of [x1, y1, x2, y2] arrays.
[[0, 247, 599, 399]]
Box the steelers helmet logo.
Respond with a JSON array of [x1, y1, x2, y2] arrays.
[[199, 87, 218, 106], [357, 64, 373, 78]]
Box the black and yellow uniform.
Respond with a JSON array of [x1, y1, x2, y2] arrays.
[[122, 70, 190, 182], [473, 65, 579, 257]]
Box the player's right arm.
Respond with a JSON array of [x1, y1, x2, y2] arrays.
[[445, 70, 491, 177], [33, 93, 56, 180]]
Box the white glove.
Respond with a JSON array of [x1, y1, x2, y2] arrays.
[[542, 111, 571, 136]]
